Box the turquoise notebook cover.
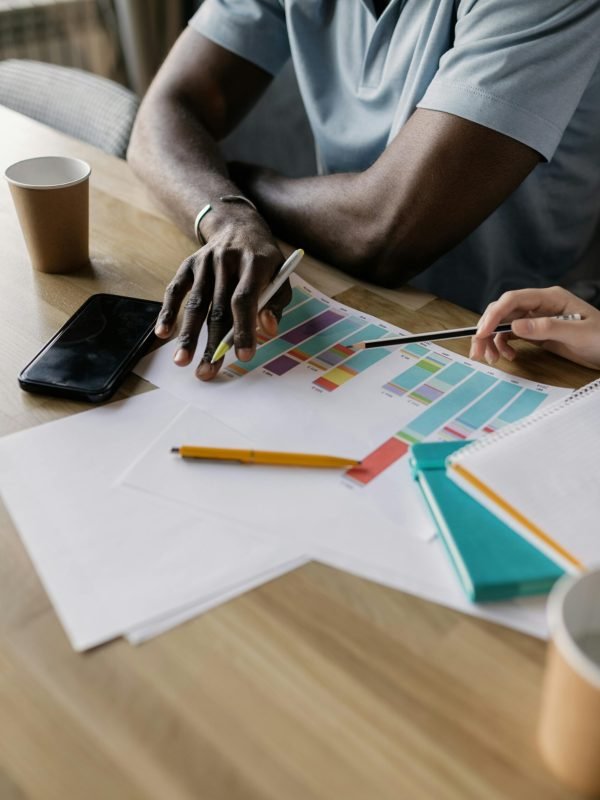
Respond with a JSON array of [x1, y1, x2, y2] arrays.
[[409, 441, 563, 602]]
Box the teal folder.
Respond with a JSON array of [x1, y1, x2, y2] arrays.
[[409, 441, 563, 602]]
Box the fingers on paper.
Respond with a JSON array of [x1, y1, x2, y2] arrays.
[[156, 255, 195, 338], [175, 253, 214, 366], [197, 255, 236, 380], [230, 251, 268, 360], [259, 279, 292, 338]]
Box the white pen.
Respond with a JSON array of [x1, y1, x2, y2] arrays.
[[210, 248, 304, 363]]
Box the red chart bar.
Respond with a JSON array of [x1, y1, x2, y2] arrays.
[[346, 437, 409, 485]]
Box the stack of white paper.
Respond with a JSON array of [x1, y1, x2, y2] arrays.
[[0, 391, 305, 650], [0, 278, 569, 650]]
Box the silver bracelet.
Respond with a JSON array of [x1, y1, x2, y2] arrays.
[[194, 195, 257, 246]]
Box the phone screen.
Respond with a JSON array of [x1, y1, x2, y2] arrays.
[[20, 294, 162, 400]]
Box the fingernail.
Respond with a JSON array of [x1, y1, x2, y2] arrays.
[[238, 348, 253, 361], [516, 319, 534, 335], [155, 322, 168, 336], [174, 349, 187, 365], [196, 361, 215, 380], [468, 346, 475, 359]]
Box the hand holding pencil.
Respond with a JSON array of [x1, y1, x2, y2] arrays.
[[470, 287, 600, 370]]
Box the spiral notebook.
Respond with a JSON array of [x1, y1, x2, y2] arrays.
[[410, 441, 563, 602], [446, 379, 600, 574]]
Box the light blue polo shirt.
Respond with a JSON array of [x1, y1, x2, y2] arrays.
[[190, 0, 600, 311]]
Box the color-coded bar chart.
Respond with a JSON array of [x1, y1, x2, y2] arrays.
[[288, 317, 362, 362], [253, 287, 314, 347], [383, 351, 451, 397], [226, 296, 331, 376], [225, 284, 396, 381], [406, 361, 472, 405], [442, 380, 521, 439], [348, 372, 498, 485], [402, 372, 496, 440], [314, 347, 392, 392], [263, 316, 360, 377], [483, 388, 547, 433], [215, 280, 559, 496], [265, 310, 344, 375], [310, 322, 389, 372], [313, 324, 393, 391]]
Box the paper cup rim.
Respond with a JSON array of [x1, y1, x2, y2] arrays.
[[547, 571, 600, 690], [4, 156, 91, 190]]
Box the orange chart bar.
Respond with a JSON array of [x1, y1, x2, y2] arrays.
[[346, 437, 409, 485]]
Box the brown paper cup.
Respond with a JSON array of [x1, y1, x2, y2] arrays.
[[538, 570, 600, 796], [5, 156, 91, 274]]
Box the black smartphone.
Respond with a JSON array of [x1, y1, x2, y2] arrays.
[[19, 293, 162, 402]]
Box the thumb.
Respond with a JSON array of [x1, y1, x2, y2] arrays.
[[511, 316, 579, 345]]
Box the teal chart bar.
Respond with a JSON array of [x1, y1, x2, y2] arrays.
[[443, 380, 521, 439], [484, 388, 547, 432], [405, 372, 497, 438]]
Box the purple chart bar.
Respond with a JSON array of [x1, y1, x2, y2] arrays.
[[282, 310, 343, 345], [266, 355, 298, 376], [263, 309, 346, 375]]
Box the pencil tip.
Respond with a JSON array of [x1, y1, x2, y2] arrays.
[[211, 341, 229, 363], [170, 447, 179, 454], [353, 342, 365, 351]]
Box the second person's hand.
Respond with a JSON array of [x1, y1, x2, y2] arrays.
[[154, 207, 291, 381], [470, 286, 600, 370]]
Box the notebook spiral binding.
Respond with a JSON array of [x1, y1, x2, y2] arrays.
[[448, 378, 600, 463]]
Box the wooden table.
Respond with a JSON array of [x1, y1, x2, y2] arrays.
[[1, 106, 596, 800]]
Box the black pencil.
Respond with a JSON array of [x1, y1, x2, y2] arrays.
[[353, 315, 582, 350], [352, 323, 513, 350]]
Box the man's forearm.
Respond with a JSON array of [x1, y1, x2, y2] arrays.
[[234, 109, 541, 286], [128, 89, 258, 241], [233, 165, 385, 279]]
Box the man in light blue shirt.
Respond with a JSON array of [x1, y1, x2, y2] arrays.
[[128, 0, 600, 380]]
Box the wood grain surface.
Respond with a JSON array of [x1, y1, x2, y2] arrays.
[[0, 106, 596, 800]]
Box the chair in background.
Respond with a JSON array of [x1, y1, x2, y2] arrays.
[[0, 59, 139, 158]]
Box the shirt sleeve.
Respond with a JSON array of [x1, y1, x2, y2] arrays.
[[189, 0, 289, 76], [417, 0, 600, 161]]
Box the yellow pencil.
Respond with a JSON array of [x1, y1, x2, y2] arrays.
[[170, 446, 361, 469]]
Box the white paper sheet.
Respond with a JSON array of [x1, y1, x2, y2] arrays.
[[134, 277, 569, 543], [121, 404, 549, 638], [125, 554, 308, 644], [0, 390, 303, 650]]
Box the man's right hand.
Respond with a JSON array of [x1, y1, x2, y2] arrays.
[[154, 209, 291, 381], [470, 286, 600, 370]]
